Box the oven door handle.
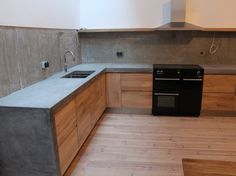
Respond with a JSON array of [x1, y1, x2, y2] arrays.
[[155, 78, 180, 81], [154, 93, 180, 96], [183, 78, 203, 81]]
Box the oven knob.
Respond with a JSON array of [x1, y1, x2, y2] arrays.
[[157, 70, 163, 74]]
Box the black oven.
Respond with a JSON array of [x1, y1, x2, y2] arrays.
[[152, 64, 204, 117], [153, 92, 179, 115]]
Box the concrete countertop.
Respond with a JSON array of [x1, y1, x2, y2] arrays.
[[0, 63, 235, 109]]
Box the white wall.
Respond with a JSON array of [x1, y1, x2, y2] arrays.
[[79, 0, 171, 29], [186, 0, 236, 28], [0, 0, 80, 29]]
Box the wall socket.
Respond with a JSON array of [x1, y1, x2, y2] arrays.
[[116, 51, 124, 58], [41, 60, 49, 70]]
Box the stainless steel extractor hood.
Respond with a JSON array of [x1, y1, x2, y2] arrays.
[[156, 0, 202, 31]]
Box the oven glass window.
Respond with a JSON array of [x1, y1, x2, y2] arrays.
[[157, 96, 176, 108]]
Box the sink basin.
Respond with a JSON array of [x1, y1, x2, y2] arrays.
[[62, 71, 95, 78]]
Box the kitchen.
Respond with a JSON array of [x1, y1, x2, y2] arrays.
[[0, 0, 236, 176]]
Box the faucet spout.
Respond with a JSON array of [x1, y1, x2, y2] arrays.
[[64, 50, 75, 72]]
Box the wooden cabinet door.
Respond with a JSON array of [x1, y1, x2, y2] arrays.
[[121, 91, 152, 109], [75, 74, 106, 149], [202, 75, 236, 112], [106, 73, 121, 107], [75, 85, 93, 148], [120, 73, 152, 91], [203, 75, 236, 93], [58, 128, 79, 175], [54, 99, 78, 175], [202, 93, 235, 111], [90, 74, 106, 127]]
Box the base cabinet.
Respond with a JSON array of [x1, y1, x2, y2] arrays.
[[58, 128, 79, 174], [54, 99, 78, 175], [75, 74, 106, 149], [106, 73, 153, 109], [53, 74, 106, 175], [53, 73, 236, 175], [202, 75, 236, 113]]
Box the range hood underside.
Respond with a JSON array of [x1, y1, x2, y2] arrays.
[[156, 22, 203, 31]]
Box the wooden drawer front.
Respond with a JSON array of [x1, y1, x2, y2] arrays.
[[90, 75, 106, 127], [54, 100, 77, 147], [76, 87, 92, 148], [75, 74, 106, 148], [77, 111, 91, 148], [202, 93, 235, 111], [121, 91, 152, 108], [90, 94, 106, 127], [58, 128, 79, 175], [106, 73, 121, 107], [203, 75, 236, 93], [121, 73, 152, 91]]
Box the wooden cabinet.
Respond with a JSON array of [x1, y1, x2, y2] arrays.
[[186, 0, 236, 29], [120, 73, 152, 92], [106, 73, 153, 109], [54, 99, 79, 175], [202, 75, 236, 112], [106, 73, 121, 107], [54, 73, 106, 175], [75, 73, 106, 151], [121, 91, 152, 108]]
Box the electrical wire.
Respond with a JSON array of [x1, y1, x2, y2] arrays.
[[209, 32, 220, 55]]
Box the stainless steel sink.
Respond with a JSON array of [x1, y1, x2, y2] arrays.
[[62, 71, 95, 78]]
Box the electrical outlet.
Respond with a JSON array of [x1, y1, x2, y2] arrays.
[[41, 60, 49, 70], [116, 51, 124, 58]]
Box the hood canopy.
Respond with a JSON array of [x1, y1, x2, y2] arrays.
[[156, 0, 202, 31]]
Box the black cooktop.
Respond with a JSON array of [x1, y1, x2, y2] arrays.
[[153, 64, 204, 77], [153, 64, 203, 70]]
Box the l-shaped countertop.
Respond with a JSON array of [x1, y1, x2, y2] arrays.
[[0, 63, 235, 109]]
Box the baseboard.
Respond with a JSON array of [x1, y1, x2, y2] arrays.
[[105, 108, 152, 115]]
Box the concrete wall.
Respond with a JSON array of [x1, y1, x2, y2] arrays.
[[80, 31, 236, 65], [0, 26, 81, 98], [0, 0, 80, 29]]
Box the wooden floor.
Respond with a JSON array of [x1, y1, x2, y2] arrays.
[[65, 113, 236, 176], [183, 158, 236, 176]]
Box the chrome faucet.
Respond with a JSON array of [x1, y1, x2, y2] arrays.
[[64, 50, 75, 72]]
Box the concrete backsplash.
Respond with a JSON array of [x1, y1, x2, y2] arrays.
[[0, 26, 81, 98], [80, 31, 236, 65]]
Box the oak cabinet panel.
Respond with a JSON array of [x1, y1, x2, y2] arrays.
[[203, 75, 236, 93], [120, 73, 152, 91], [58, 128, 79, 175], [54, 99, 78, 175], [202, 93, 235, 111], [54, 73, 106, 175], [121, 91, 152, 108], [106, 73, 121, 107], [107, 73, 153, 109], [54, 100, 77, 147], [75, 74, 106, 149], [202, 75, 236, 112]]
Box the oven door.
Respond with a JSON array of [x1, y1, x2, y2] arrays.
[[152, 92, 180, 115]]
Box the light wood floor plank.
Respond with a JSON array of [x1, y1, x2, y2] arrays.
[[65, 113, 236, 176]]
